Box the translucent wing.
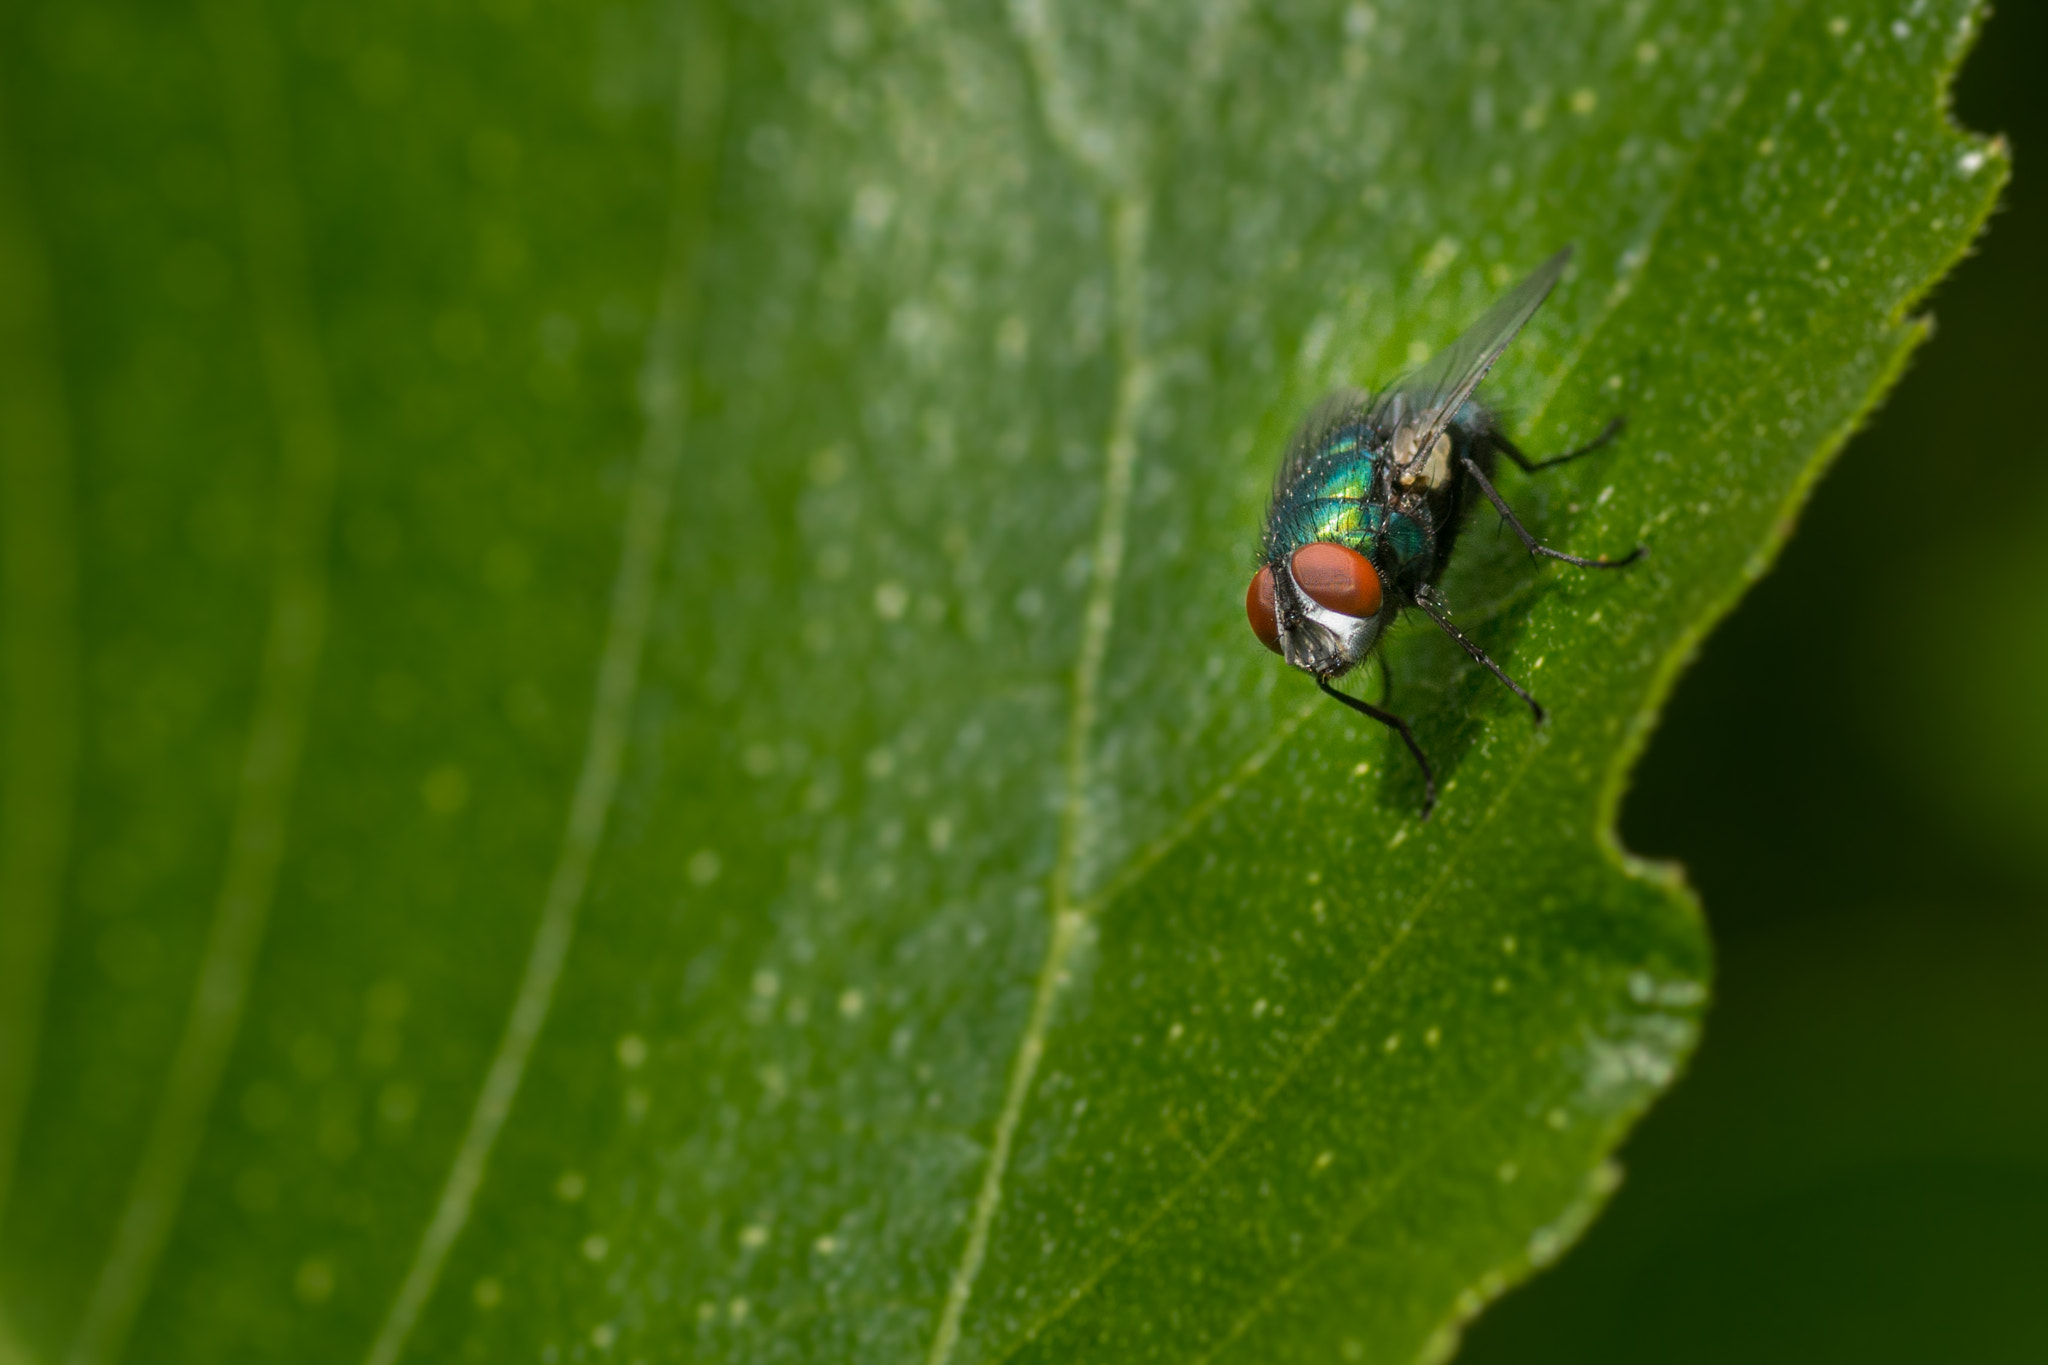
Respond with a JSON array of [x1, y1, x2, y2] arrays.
[[1365, 246, 1572, 457]]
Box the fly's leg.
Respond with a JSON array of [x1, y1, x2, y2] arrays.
[[1411, 593, 1546, 724], [1494, 416, 1624, 472], [1459, 455, 1645, 568], [1317, 674, 1436, 820]]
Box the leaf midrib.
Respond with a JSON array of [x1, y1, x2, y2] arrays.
[[937, 4, 1830, 1350]]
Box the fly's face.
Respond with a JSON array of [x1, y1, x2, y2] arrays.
[[1246, 540, 1386, 679]]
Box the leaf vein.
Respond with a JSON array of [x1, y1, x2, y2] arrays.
[[67, 4, 342, 1360], [1191, 1073, 1520, 1365], [925, 184, 1151, 1364], [358, 27, 726, 1365], [922, 9, 1158, 1344], [976, 36, 1819, 1321]]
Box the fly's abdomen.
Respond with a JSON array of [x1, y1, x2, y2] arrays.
[[1372, 505, 1433, 583]]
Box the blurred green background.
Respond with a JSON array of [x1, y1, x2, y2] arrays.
[[0, 0, 2034, 1359], [1463, 3, 2048, 1361]]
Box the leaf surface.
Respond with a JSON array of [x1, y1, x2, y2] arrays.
[[0, 1, 2001, 1362]]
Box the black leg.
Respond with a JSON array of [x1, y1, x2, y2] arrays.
[[1375, 653, 1395, 706], [1410, 593, 1547, 724], [1495, 415, 1625, 472], [1460, 455, 1646, 569], [1317, 674, 1436, 820]]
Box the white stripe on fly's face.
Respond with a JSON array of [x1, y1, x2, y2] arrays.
[[1279, 568, 1385, 677]]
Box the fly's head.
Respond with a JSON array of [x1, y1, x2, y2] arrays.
[[1247, 540, 1387, 679]]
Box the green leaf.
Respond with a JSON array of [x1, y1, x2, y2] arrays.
[[0, 0, 2001, 1362]]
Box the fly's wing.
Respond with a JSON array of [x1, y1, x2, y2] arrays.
[[1365, 246, 1572, 456], [1270, 387, 1370, 503]]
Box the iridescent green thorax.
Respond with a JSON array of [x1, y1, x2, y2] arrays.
[[1265, 422, 1434, 581]]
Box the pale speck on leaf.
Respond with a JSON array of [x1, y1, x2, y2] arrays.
[[873, 580, 909, 620]]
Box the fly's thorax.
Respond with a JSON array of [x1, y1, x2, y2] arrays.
[[1262, 498, 1435, 599], [1302, 497, 1371, 546]]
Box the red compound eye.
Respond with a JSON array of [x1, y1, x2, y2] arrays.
[[1246, 565, 1282, 654], [1290, 541, 1383, 619]]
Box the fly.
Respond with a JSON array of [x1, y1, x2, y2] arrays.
[[1246, 246, 1643, 818]]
